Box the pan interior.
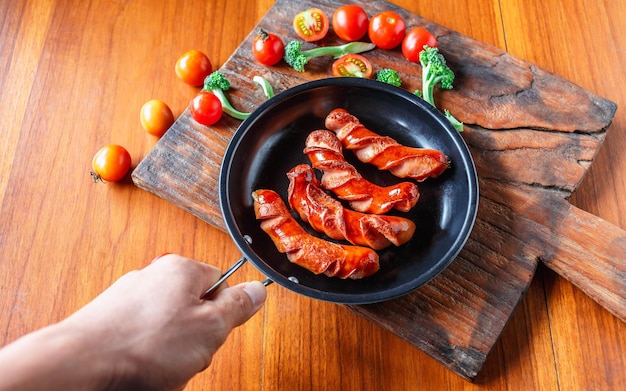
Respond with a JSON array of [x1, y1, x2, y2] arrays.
[[220, 78, 478, 304]]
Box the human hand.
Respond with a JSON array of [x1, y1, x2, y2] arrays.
[[61, 254, 267, 390]]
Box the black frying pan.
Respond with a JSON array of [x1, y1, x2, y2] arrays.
[[219, 78, 478, 304]]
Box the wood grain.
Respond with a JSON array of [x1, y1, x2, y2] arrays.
[[131, 0, 622, 378], [1, 0, 624, 390]]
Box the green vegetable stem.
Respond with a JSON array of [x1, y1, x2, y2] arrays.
[[253, 75, 274, 99], [203, 72, 273, 120], [284, 40, 376, 72], [414, 46, 464, 132]]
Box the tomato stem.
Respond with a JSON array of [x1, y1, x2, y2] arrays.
[[257, 28, 269, 41], [90, 171, 105, 183]]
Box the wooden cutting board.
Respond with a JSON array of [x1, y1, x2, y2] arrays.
[[131, 0, 624, 380]]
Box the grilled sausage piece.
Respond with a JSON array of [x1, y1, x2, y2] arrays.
[[287, 164, 415, 250], [304, 129, 419, 214], [325, 108, 450, 181], [252, 189, 380, 279]]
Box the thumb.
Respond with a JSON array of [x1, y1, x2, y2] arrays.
[[212, 281, 267, 328]]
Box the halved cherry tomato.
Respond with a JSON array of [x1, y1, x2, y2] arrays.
[[402, 27, 438, 62], [175, 50, 213, 87], [332, 5, 369, 42], [190, 91, 222, 126], [140, 99, 175, 137], [91, 144, 132, 183], [293, 8, 329, 42], [368, 11, 406, 50], [252, 29, 285, 66], [331, 54, 373, 78]]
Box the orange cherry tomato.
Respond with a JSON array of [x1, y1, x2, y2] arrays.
[[331, 54, 373, 78], [368, 11, 406, 50], [175, 50, 213, 87], [293, 8, 329, 42], [140, 99, 175, 137], [91, 145, 132, 183]]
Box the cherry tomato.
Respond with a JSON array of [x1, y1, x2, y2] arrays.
[[252, 29, 285, 66], [175, 50, 213, 87], [331, 54, 373, 78], [190, 91, 222, 126], [332, 5, 369, 42], [293, 8, 329, 42], [402, 27, 438, 62], [368, 11, 406, 50], [140, 99, 175, 137], [91, 145, 132, 183]]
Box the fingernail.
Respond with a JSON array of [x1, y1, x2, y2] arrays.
[[243, 281, 267, 310], [151, 253, 171, 263]]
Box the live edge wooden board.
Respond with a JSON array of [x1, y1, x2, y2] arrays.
[[132, 0, 624, 381]]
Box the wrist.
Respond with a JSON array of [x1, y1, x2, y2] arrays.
[[0, 321, 113, 390], [56, 316, 146, 391]]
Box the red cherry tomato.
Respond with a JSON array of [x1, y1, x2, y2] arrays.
[[252, 29, 285, 66], [331, 54, 373, 78], [368, 11, 406, 50], [91, 145, 132, 183], [175, 50, 213, 87], [140, 99, 175, 137], [332, 5, 369, 42], [190, 91, 222, 126], [293, 8, 329, 42], [402, 27, 438, 62]]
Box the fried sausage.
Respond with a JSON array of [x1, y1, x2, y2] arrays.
[[252, 189, 380, 279], [287, 164, 415, 250], [324, 108, 450, 181], [304, 129, 419, 214]]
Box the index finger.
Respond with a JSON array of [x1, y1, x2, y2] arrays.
[[150, 254, 224, 298]]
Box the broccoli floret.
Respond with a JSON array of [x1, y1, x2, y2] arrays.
[[376, 68, 402, 87], [414, 46, 463, 131], [419, 46, 454, 104], [204, 71, 230, 91], [283, 40, 375, 72], [203, 72, 273, 120]]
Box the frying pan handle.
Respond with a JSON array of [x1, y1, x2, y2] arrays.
[[200, 257, 273, 299], [201, 257, 248, 299]]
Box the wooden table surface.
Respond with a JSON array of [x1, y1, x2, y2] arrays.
[[1, 0, 624, 390]]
